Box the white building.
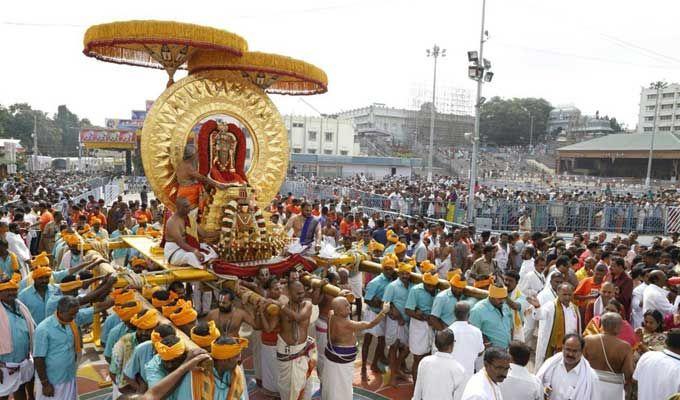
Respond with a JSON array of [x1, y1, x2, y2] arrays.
[[283, 115, 358, 156], [637, 83, 680, 134], [0, 139, 21, 175]]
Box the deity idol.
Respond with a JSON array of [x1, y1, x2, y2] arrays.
[[197, 119, 248, 185]]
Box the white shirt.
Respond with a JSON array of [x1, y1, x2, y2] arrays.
[[633, 350, 680, 400], [448, 321, 485, 380], [631, 282, 647, 329], [5, 232, 30, 262], [562, 304, 578, 335], [413, 241, 427, 263], [537, 357, 600, 400], [499, 363, 542, 400], [518, 258, 535, 279], [518, 270, 545, 298], [461, 369, 504, 400], [412, 352, 465, 400], [642, 283, 677, 315]]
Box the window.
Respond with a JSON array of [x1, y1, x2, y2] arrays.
[[323, 150, 333, 155], [644, 127, 653, 132], [661, 104, 673, 110], [340, 150, 349, 156], [292, 122, 304, 128], [325, 132, 333, 141], [659, 126, 671, 131], [660, 115, 673, 121], [645, 116, 654, 122], [308, 149, 317, 154], [674, 126, 680, 131], [663, 92, 675, 98], [293, 148, 301, 153], [646, 105, 656, 111], [676, 115, 680, 120], [308, 131, 317, 141], [647, 94, 657, 100]]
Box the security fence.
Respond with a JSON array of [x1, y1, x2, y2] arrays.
[[280, 180, 676, 234]]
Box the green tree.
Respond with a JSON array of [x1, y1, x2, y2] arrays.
[[609, 117, 623, 132], [480, 97, 553, 145], [54, 105, 81, 157]]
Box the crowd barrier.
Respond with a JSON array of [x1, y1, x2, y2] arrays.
[[280, 180, 677, 235]]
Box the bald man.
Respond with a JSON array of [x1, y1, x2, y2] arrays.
[[321, 297, 388, 400], [583, 312, 634, 399], [584, 281, 617, 324]]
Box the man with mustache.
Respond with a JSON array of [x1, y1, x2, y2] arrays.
[[203, 288, 258, 337], [536, 334, 600, 400]]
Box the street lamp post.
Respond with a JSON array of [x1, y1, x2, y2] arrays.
[[645, 81, 667, 188], [426, 45, 446, 182], [520, 106, 535, 151], [466, 0, 493, 224]]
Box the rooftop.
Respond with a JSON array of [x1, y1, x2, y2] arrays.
[[558, 133, 680, 152], [291, 153, 422, 167]]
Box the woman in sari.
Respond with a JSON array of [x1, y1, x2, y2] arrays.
[[583, 298, 639, 348], [635, 309, 666, 353]]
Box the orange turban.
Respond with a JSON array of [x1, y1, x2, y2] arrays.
[[32, 266, 52, 280], [59, 279, 83, 293], [449, 274, 467, 289], [488, 284, 508, 299], [420, 260, 435, 274], [446, 269, 463, 281], [211, 337, 249, 360], [63, 234, 80, 247], [381, 254, 397, 270], [131, 257, 147, 269], [386, 230, 399, 243], [397, 262, 413, 274], [191, 321, 221, 348], [113, 290, 136, 306], [474, 278, 492, 289], [154, 339, 186, 361], [152, 296, 173, 309], [90, 216, 102, 225], [162, 299, 187, 318], [30, 252, 50, 268], [114, 301, 143, 322], [170, 303, 197, 326], [142, 285, 161, 300], [131, 309, 159, 330], [394, 241, 406, 254], [0, 280, 19, 291], [368, 240, 385, 253], [422, 272, 439, 286]]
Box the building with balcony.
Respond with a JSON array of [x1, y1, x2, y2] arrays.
[[283, 115, 358, 156]]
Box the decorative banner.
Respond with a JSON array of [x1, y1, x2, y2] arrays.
[[80, 129, 137, 150], [131, 110, 147, 121], [105, 118, 144, 131]]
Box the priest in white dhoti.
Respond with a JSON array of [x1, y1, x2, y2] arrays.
[[460, 347, 511, 400], [163, 198, 218, 268], [321, 297, 388, 400], [536, 334, 600, 400], [528, 282, 581, 370], [412, 329, 466, 400], [523, 269, 561, 348]]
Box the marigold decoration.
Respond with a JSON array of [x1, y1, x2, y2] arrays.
[[83, 20, 248, 87], [188, 51, 327, 95]]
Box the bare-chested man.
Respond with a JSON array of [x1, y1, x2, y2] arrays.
[[270, 280, 314, 400], [311, 272, 351, 382], [583, 312, 635, 398], [175, 145, 229, 209], [164, 197, 219, 268], [284, 202, 321, 251], [321, 297, 389, 400], [239, 266, 270, 296], [204, 288, 258, 337]]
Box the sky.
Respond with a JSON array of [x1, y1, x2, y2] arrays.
[[2, 0, 680, 130]]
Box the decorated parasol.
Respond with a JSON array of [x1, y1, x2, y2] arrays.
[[83, 20, 248, 87], [187, 50, 328, 95]]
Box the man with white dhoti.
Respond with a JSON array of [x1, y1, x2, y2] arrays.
[[33, 296, 81, 400], [528, 281, 580, 369], [405, 271, 438, 383], [536, 334, 601, 400], [0, 278, 35, 400], [519, 256, 550, 346], [164, 197, 219, 269], [322, 297, 388, 400], [583, 312, 634, 400], [461, 347, 511, 400], [271, 281, 315, 400]]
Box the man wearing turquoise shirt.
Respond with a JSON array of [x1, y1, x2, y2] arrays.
[[0, 239, 19, 281], [110, 220, 131, 267], [33, 296, 81, 400], [123, 324, 176, 392], [360, 261, 395, 380], [382, 264, 413, 388], [405, 272, 438, 383], [145, 335, 194, 400], [0, 277, 35, 400], [44, 274, 114, 327], [17, 270, 59, 325], [429, 276, 477, 331], [469, 284, 517, 349], [210, 336, 249, 400]]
